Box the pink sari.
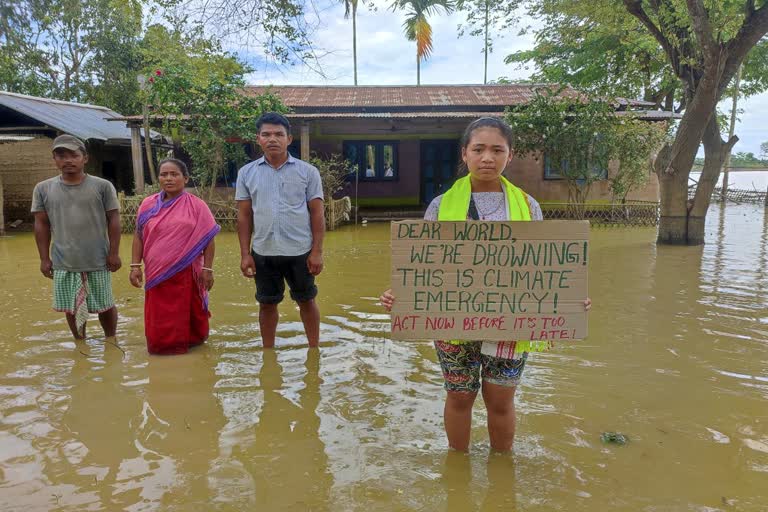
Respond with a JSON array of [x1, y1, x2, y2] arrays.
[[137, 191, 220, 307]]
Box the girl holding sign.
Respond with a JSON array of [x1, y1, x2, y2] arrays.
[[380, 117, 591, 452]]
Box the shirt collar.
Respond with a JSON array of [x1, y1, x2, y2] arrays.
[[256, 154, 295, 168]]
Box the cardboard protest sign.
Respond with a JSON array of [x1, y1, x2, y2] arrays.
[[390, 220, 589, 341]]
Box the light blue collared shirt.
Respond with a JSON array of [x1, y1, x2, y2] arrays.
[[235, 154, 323, 256]]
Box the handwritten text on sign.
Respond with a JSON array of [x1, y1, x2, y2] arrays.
[[390, 220, 589, 341]]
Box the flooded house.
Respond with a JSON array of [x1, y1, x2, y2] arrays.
[[0, 91, 159, 225], [240, 85, 675, 211]]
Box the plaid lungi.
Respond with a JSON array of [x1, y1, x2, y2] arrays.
[[53, 270, 115, 333]]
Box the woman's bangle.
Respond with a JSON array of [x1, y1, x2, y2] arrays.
[[129, 263, 142, 267], [202, 267, 214, 272]]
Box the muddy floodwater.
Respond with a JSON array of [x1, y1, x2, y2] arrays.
[[0, 203, 766, 511]]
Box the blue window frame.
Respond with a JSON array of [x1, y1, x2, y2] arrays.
[[343, 141, 398, 181]]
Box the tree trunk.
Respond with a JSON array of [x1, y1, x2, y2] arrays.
[[483, 0, 489, 84], [722, 66, 742, 199], [657, 170, 691, 244], [655, 72, 721, 244], [208, 145, 223, 201], [687, 117, 732, 244], [353, 4, 358, 86], [417, 51, 420, 85]]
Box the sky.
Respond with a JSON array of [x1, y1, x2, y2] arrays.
[[240, 2, 767, 157]]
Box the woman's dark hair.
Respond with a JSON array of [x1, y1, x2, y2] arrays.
[[460, 117, 514, 150], [456, 117, 515, 176], [158, 158, 189, 176], [256, 112, 291, 135]]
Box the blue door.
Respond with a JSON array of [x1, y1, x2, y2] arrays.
[[420, 141, 459, 205]]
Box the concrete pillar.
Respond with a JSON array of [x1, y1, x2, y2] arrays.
[[130, 125, 145, 195], [301, 123, 310, 161]]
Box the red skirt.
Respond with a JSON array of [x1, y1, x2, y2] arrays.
[[145, 266, 210, 355]]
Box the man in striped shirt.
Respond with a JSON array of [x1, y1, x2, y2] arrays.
[[236, 113, 325, 348]]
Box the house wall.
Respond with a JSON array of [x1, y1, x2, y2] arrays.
[[310, 138, 422, 206], [0, 137, 134, 224], [292, 118, 661, 207], [0, 137, 58, 222], [505, 157, 660, 203]]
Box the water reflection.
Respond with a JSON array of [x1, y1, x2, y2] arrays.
[[1, 204, 768, 510], [237, 348, 332, 510], [441, 451, 474, 512], [53, 342, 139, 510], [136, 347, 227, 508]]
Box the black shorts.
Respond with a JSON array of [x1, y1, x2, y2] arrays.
[[252, 251, 318, 304]]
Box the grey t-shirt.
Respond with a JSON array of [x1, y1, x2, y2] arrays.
[[31, 174, 120, 272]]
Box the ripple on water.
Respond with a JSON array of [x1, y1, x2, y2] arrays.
[[1, 212, 767, 509]]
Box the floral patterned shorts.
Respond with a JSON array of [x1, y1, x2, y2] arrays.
[[434, 341, 528, 393]]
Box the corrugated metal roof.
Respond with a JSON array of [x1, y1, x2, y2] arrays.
[[115, 109, 678, 123], [285, 111, 506, 119], [0, 135, 36, 142], [245, 84, 573, 108], [0, 91, 135, 142], [287, 110, 680, 120]]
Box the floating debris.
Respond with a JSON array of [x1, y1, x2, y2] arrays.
[[601, 432, 629, 445]]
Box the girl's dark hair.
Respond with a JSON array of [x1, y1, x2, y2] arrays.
[[460, 117, 514, 150], [457, 117, 514, 176], [158, 158, 189, 176]]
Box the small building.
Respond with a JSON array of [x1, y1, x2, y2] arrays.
[[243, 85, 673, 210], [0, 91, 159, 224]]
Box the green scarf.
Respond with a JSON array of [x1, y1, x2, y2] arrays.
[[436, 175, 550, 353]]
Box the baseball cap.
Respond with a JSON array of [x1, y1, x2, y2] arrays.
[[52, 134, 87, 154]]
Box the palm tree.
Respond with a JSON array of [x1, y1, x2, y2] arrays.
[[391, 0, 453, 85], [343, 0, 360, 85]]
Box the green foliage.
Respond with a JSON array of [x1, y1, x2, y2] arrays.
[[0, 0, 326, 112], [506, 88, 666, 211], [148, 65, 286, 195], [82, 0, 144, 114], [0, 0, 144, 112], [139, 23, 246, 83], [696, 150, 768, 167], [506, 0, 678, 103], [307, 153, 353, 201], [509, 1, 768, 109], [609, 121, 669, 202]]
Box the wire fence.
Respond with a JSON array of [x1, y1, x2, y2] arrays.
[[541, 201, 660, 227], [358, 201, 661, 227], [708, 187, 767, 205]]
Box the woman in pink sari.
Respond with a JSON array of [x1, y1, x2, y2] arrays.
[[129, 159, 220, 354]]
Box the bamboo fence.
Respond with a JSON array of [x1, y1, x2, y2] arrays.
[[119, 193, 353, 233]]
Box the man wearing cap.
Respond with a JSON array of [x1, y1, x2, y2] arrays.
[[32, 134, 122, 341], [236, 112, 325, 349]]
